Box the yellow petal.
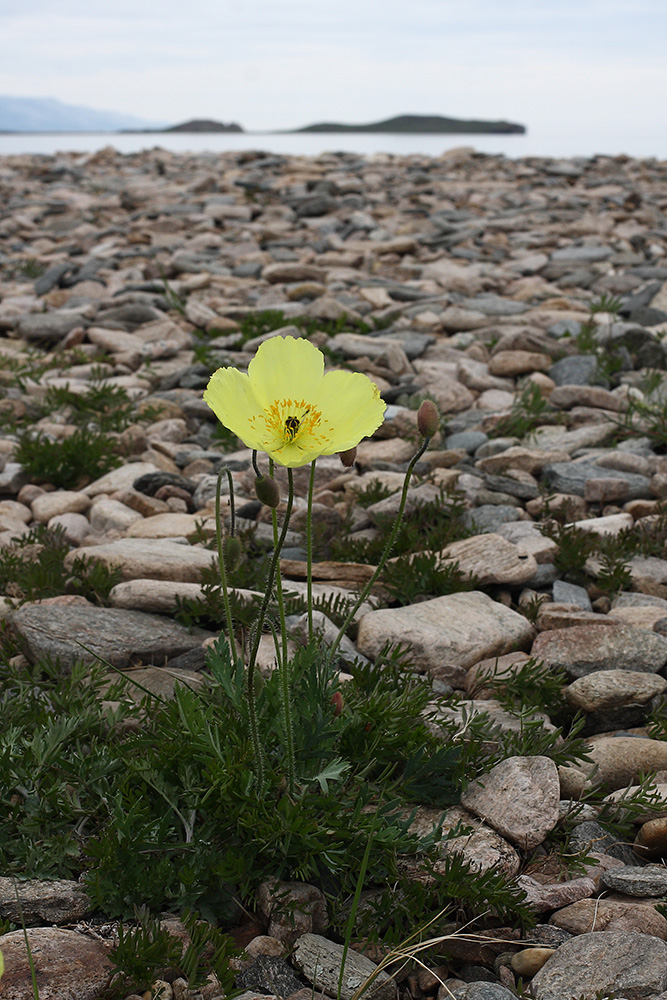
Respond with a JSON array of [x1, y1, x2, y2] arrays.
[[203, 367, 269, 450], [312, 369, 387, 453], [247, 335, 324, 411]]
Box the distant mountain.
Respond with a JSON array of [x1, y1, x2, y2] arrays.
[[0, 96, 164, 132], [291, 114, 526, 135], [162, 119, 243, 133]]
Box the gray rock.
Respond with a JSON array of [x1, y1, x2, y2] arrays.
[[450, 985, 515, 1000], [291, 933, 397, 1000], [445, 430, 488, 453], [543, 462, 652, 499], [550, 245, 613, 263], [18, 308, 88, 342], [530, 930, 667, 1000], [531, 624, 667, 678], [552, 580, 592, 610], [236, 956, 304, 999], [548, 354, 599, 386], [357, 591, 534, 685], [0, 927, 114, 1000], [63, 537, 218, 582], [600, 865, 667, 897], [7, 602, 212, 670], [0, 877, 92, 925], [461, 756, 560, 850], [568, 821, 639, 865], [462, 505, 521, 533], [33, 261, 71, 295]]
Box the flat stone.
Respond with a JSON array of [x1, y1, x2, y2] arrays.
[[461, 756, 560, 850], [530, 930, 667, 1000], [30, 489, 91, 522], [89, 496, 144, 532], [292, 933, 396, 1000], [549, 898, 667, 938], [543, 461, 651, 499], [600, 865, 667, 897], [565, 669, 667, 713], [126, 511, 206, 539], [0, 927, 114, 1000], [514, 874, 596, 913], [18, 309, 88, 342], [0, 877, 92, 925], [64, 537, 217, 582], [82, 461, 159, 497], [559, 737, 667, 796], [531, 624, 667, 678], [437, 533, 538, 587], [356, 591, 534, 683], [7, 601, 211, 669], [109, 578, 209, 612], [487, 350, 551, 376]]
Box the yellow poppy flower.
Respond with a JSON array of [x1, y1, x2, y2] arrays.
[[204, 335, 386, 467]]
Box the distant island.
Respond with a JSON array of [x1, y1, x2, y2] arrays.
[[161, 119, 243, 133], [289, 114, 525, 135]]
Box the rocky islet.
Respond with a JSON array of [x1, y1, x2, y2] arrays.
[[2, 145, 667, 998]]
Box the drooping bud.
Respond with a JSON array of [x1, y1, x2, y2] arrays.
[[338, 447, 357, 468], [330, 691, 344, 716], [417, 399, 439, 439], [222, 535, 242, 571], [255, 475, 281, 508]]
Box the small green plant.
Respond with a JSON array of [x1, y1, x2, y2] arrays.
[[14, 426, 122, 489], [570, 294, 625, 385], [107, 906, 240, 997], [0, 524, 121, 606], [479, 656, 568, 716], [490, 382, 555, 440], [382, 552, 474, 606]]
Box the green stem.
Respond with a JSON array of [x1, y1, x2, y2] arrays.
[[215, 467, 237, 663], [326, 436, 431, 670], [306, 459, 317, 641], [269, 461, 295, 793], [269, 459, 289, 671], [246, 465, 296, 792]]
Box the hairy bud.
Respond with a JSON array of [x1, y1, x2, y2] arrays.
[[417, 399, 439, 439], [222, 535, 241, 571], [330, 691, 344, 716], [338, 447, 357, 468], [255, 475, 281, 508]]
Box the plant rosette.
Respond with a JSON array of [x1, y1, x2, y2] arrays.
[[203, 334, 386, 466]]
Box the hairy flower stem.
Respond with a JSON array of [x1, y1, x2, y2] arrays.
[[326, 436, 431, 670], [246, 466, 296, 792], [269, 460, 296, 793], [306, 459, 317, 641], [215, 467, 237, 662]]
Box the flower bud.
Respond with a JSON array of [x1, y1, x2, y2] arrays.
[[417, 399, 439, 439], [222, 535, 241, 571], [330, 691, 344, 716], [338, 447, 357, 468], [255, 475, 281, 508]]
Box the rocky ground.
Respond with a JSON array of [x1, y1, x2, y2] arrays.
[[2, 146, 667, 999]]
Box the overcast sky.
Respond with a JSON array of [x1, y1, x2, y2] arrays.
[[1, 0, 666, 135]]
